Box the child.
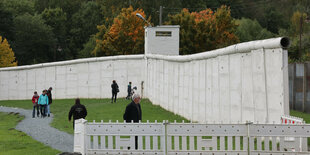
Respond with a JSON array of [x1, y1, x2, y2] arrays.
[[126, 82, 132, 100], [38, 90, 49, 118], [32, 91, 40, 118]]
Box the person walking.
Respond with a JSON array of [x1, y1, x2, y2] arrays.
[[46, 87, 53, 117], [126, 82, 132, 100], [38, 90, 49, 118], [68, 98, 87, 129], [32, 91, 40, 118], [111, 80, 119, 103], [123, 93, 142, 149]]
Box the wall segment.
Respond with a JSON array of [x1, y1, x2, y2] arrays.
[[0, 37, 290, 123]]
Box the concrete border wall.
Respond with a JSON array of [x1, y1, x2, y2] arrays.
[[0, 55, 146, 100], [144, 37, 290, 123], [0, 37, 290, 123]]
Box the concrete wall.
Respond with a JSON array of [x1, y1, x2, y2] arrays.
[[145, 37, 290, 124], [0, 37, 290, 123], [0, 55, 146, 100]]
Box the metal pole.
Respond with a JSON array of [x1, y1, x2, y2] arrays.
[[292, 63, 296, 110], [246, 121, 253, 155], [54, 48, 56, 62], [302, 63, 307, 112], [159, 6, 163, 26], [299, 16, 303, 58]]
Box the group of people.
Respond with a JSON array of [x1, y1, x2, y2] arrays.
[[31, 87, 52, 118], [111, 80, 143, 150], [68, 80, 142, 129], [30, 80, 142, 137], [111, 81, 137, 103]]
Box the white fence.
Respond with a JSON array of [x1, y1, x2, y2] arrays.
[[0, 37, 290, 124], [281, 115, 304, 125], [74, 119, 310, 155]]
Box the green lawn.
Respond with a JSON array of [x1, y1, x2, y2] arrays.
[[0, 112, 60, 155], [290, 110, 310, 123], [1, 99, 310, 153], [0, 98, 189, 134]]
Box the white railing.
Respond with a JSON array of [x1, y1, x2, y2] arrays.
[[74, 119, 310, 155], [281, 115, 305, 124]]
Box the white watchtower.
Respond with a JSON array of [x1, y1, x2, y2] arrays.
[[144, 25, 180, 55]]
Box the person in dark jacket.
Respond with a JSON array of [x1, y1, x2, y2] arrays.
[[123, 93, 142, 122], [123, 93, 142, 150], [46, 87, 52, 117], [126, 82, 132, 100], [68, 98, 87, 129], [111, 80, 119, 103]]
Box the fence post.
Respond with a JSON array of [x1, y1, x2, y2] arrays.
[[74, 119, 87, 155], [163, 120, 169, 155], [302, 63, 307, 112], [246, 121, 253, 155], [293, 63, 296, 110]]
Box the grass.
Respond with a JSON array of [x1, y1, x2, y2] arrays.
[[1, 99, 310, 152], [0, 112, 60, 155], [0, 98, 189, 134], [290, 110, 310, 123], [0, 100, 32, 109]]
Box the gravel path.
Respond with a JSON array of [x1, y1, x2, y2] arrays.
[[0, 106, 73, 152]]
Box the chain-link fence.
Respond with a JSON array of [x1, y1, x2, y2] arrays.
[[289, 63, 310, 113]]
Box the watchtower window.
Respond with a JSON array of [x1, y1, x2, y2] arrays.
[[156, 31, 172, 37]]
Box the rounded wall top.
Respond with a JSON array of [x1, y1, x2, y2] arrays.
[[0, 55, 144, 71], [280, 37, 290, 48], [0, 37, 289, 71], [146, 37, 290, 62]]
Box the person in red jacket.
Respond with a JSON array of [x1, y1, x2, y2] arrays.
[[32, 91, 40, 118]]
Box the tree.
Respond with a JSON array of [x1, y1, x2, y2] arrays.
[[0, 36, 17, 67], [165, 9, 196, 55], [69, 1, 103, 57], [35, 0, 92, 60], [236, 18, 274, 42], [78, 35, 96, 58], [260, 6, 287, 34], [0, 3, 14, 42], [166, 6, 239, 55], [95, 6, 149, 56], [290, 11, 308, 36], [13, 13, 56, 65], [0, 0, 35, 17], [41, 7, 67, 61], [284, 11, 310, 61], [212, 6, 239, 48]]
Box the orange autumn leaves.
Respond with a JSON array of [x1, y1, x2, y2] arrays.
[[166, 6, 239, 54], [95, 7, 148, 56], [95, 6, 238, 56]]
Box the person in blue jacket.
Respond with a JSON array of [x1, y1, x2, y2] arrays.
[[38, 90, 49, 118]]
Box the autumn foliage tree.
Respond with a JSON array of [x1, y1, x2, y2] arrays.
[[94, 6, 149, 56], [284, 11, 310, 61], [166, 6, 239, 55], [0, 36, 17, 67]]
